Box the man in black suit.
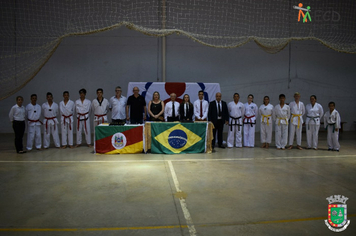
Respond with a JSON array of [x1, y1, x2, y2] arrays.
[[208, 92, 229, 149]]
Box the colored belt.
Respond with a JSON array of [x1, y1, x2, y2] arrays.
[[277, 117, 288, 126], [62, 114, 73, 130], [95, 114, 107, 125], [229, 116, 242, 131], [326, 123, 336, 133], [44, 116, 56, 134], [291, 114, 302, 129], [28, 118, 43, 125], [77, 112, 89, 134], [307, 116, 320, 130], [243, 115, 256, 127], [261, 114, 272, 126]]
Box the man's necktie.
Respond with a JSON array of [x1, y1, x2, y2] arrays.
[[218, 102, 222, 117], [200, 100, 203, 118], [172, 102, 176, 118]]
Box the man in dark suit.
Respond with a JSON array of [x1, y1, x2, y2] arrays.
[[208, 92, 229, 149]]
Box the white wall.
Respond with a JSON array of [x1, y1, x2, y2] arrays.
[[1, 27, 355, 133]]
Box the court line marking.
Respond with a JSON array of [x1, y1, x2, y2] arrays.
[[0, 154, 355, 163], [1, 214, 355, 232], [0, 225, 187, 232], [168, 160, 197, 236]]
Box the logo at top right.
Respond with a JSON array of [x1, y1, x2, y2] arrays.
[[293, 3, 312, 22]]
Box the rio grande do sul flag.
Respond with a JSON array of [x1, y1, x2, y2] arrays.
[[151, 123, 207, 154], [95, 125, 143, 154]]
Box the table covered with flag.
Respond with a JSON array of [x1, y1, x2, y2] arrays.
[[145, 122, 214, 154], [95, 125, 144, 154]]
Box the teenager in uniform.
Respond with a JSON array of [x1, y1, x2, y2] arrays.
[[42, 92, 60, 149], [75, 88, 92, 147], [259, 96, 273, 149], [288, 92, 305, 150], [227, 93, 245, 148], [305, 95, 324, 150], [26, 94, 42, 151], [273, 94, 290, 150], [60, 91, 75, 148], [243, 94, 258, 147], [92, 88, 109, 126]]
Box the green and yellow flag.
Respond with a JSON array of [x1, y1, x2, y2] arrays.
[[151, 123, 207, 154]]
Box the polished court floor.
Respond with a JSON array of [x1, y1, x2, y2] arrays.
[[0, 132, 355, 236]]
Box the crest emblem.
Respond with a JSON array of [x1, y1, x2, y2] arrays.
[[111, 132, 127, 149], [324, 195, 350, 232]]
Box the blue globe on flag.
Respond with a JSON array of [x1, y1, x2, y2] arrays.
[[168, 130, 187, 149]]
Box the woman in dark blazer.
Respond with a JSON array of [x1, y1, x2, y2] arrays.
[[179, 94, 194, 122]]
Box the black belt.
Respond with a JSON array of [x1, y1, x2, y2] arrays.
[[229, 116, 242, 131]]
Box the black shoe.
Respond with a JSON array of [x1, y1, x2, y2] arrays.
[[218, 145, 225, 149], [328, 148, 332, 151]]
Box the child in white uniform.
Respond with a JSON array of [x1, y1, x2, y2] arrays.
[[259, 96, 273, 149], [273, 94, 290, 150], [324, 101, 341, 151], [243, 94, 258, 147]]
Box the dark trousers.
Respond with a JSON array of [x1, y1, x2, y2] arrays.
[[130, 118, 143, 124], [212, 119, 224, 148], [112, 119, 126, 124], [12, 120, 25, 153], [167, 117, 180, 122]]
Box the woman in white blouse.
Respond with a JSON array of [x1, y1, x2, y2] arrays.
[[9, 96, 26, 154]]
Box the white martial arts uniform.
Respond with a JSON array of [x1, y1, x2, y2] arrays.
[[243, 102, 258, 147], [42, 102, 60, 148], [305, 103, 324, 149], [273, 104, 290, 149], [76, 99, 91, 145], [193, 99, 209, 121], [288, 101, 305, 146], [259, 103, 274, 144], [92, 98, 109, 126], [60, 100, 75, 146], [227, 101, 245, 147], [26, 103, 42, 150], [324, 109, 341, 151]]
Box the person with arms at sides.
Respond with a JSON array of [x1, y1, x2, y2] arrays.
[[148, 91, 164, 121], [9, 96, 26, 153], [60, 91, 75, 148], [194, 90, 209, 121], [165, 93, 180, 122], [305, 95, 324, 150], [179, 94, 193, 122], [42, 92, 60, 149], [273, 94, 290, 150], [92, 88, 109, 127], [76, 88, 92, 147], [243, 94, 258, 147], [126, 87, 146, 124], [324, 101, 341, 152], [109, 86, 127, 125], [26, 94, 42, 151], [208, 92, 229, 149], [259, 96, 274, 149], [227, 93, 245, 148], [288, 92, 305, 150]]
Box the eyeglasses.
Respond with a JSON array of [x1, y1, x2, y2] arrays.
[[115, 90, 122, 92]]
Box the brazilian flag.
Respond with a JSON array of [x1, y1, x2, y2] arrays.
[[151, 123, 207, 154]]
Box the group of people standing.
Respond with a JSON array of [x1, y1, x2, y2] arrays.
[[211, 92, 341, 151], [9, 87, 341, 154], [8, 86, 146, 153]]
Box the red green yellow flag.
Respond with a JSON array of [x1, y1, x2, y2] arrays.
[[95, 125, 143, 154]]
